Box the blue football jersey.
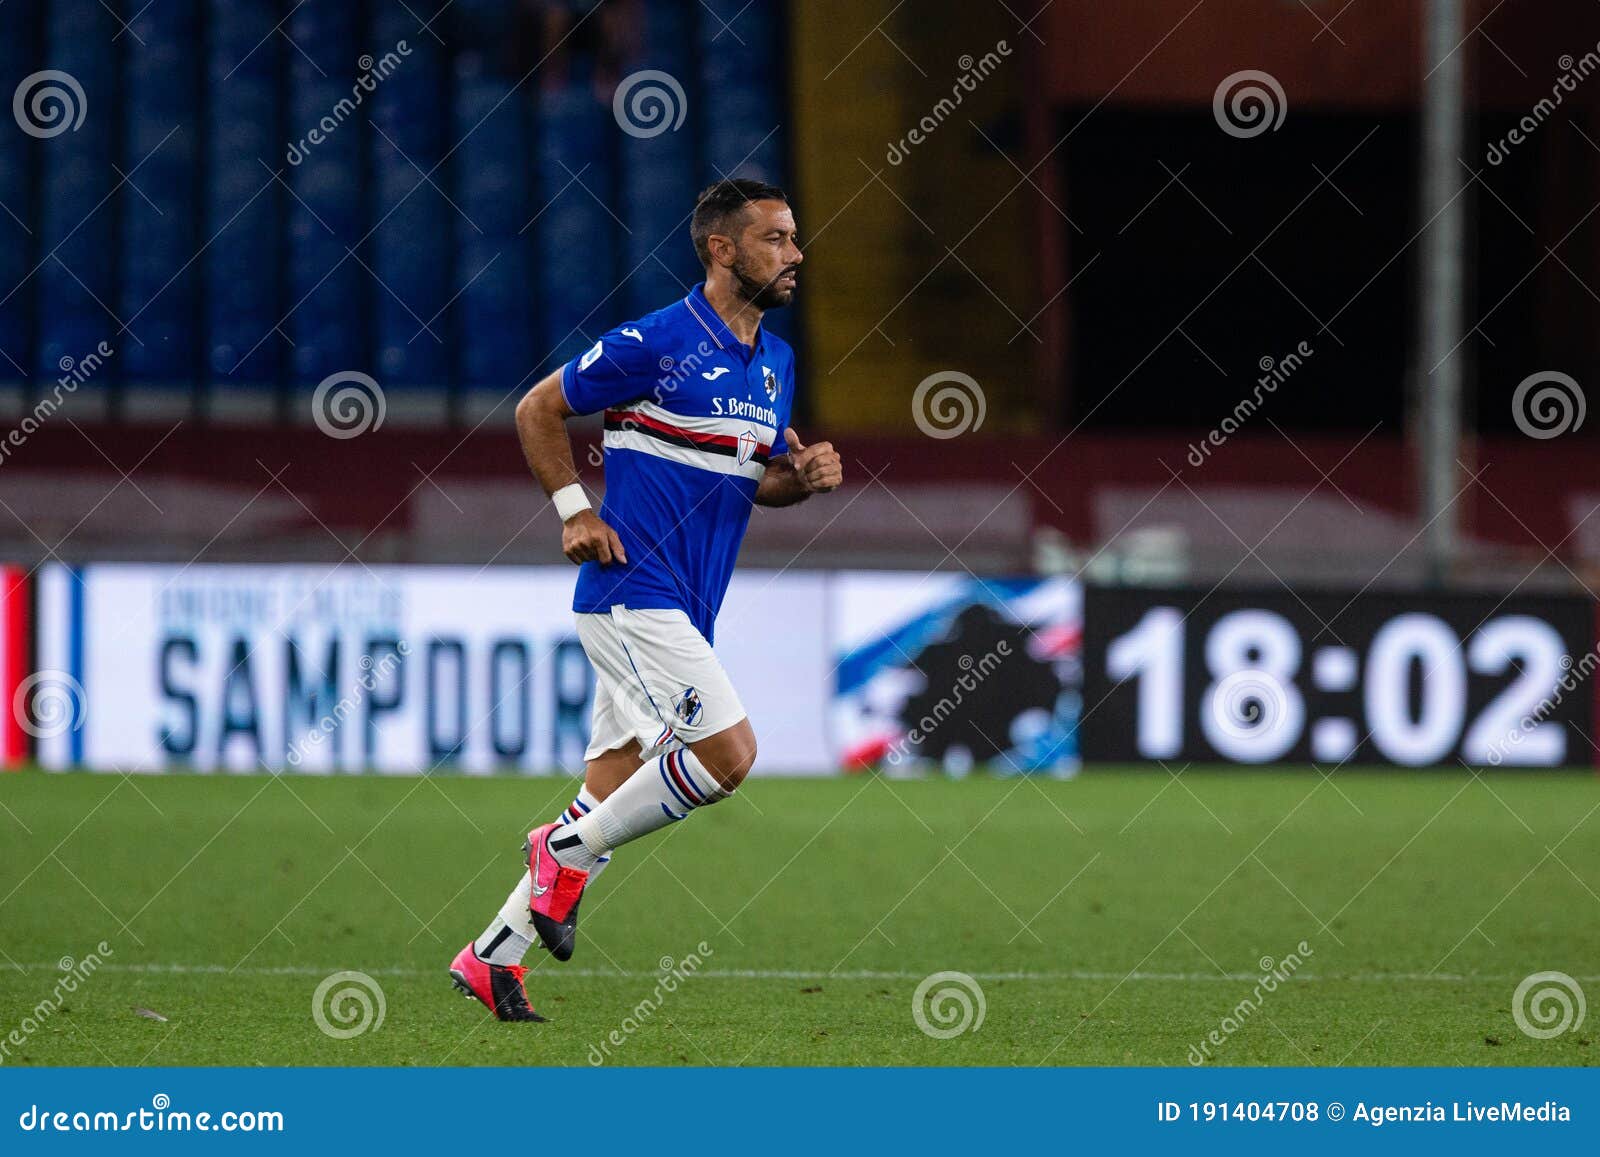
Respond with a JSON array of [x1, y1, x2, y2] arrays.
[[561, 283, 797, 643]]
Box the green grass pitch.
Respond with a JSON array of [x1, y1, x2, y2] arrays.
[[0, 767, 1595, 1067]]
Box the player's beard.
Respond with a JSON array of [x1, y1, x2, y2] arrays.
[[732, 252, 797, 310]]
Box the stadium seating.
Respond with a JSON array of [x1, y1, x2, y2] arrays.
[[0, 2, 36, 410], [35, 0, 117, 416], [204, 0, 284, 415], [287, 2, 366, 402], [0, 0, 789, 419]]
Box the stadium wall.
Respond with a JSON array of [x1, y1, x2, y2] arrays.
[[7, 562, 1597, 775], [23, 564, 1083, 777]]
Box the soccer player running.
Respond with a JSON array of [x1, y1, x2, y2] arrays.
[[450, 179, 843, 1021]]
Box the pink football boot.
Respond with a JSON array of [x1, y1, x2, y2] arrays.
[[447, 942, 546, 1022], [524, 822, 590, 962]]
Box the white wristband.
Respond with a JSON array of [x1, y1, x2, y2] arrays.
[[552, 483, 591, 522]]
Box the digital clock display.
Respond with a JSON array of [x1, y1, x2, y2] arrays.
[[1081, 587, 1595, 768]]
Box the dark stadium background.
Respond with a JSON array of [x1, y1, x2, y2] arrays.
[[0, 0, 1598, 1080], [0, 0, 1594, 580], [4, 0, 1599, 773]]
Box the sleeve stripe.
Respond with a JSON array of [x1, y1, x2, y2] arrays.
[[559, 359, 581, 413]]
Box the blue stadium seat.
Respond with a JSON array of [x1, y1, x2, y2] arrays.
[[696, 0, 783, 183], [204, 0, 284, 404], [0, 3, 39, 394], [453, 34, 536, 400], [694, 0, 792, 345], [619, 0, 701, 317], [35, 0, 117, 402], [535, 63, 618, 369], [286, 2, 365, 392], [5, 0, 796, 421], [370, 7, 450, 395], [119, 0, 199, 405]]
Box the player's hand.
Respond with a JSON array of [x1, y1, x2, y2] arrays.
[[785, 427, 843, 493], [562, 509, 628, 566]]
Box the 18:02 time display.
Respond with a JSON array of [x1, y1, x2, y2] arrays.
[[1080, 588, 1594, 768]]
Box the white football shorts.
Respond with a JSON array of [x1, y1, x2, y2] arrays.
[[575, 606, 746, 762]]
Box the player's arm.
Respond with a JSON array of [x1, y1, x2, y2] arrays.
[[514, 370, 628, 565], [755, 426, 843, 507]]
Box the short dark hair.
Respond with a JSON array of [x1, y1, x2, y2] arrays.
[[690, 178, 788, 268]]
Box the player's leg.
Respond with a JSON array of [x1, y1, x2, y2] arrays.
[[527, 608, 749, 950], [470, 742, 639, 975], [551, 606, 749, 861], [561, 740, 642, 882], [448, 615, 639, 1015], [547, 716, 751, 870], [680, 716, 757, 790], [583, 741, 643, 799]]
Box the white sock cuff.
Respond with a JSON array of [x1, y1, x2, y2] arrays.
[[573, 820, 615, 858]]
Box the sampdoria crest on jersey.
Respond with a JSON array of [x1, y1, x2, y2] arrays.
[[762, 366, 780, 402], [675, 686, 704, 727], [737, 429, 757, 466]]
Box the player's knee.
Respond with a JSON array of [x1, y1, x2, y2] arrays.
[[710, 739, 757, 790], [695, 722, 757, 790], [723, 735, 757, 789]]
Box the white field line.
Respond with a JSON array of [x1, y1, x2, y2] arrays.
[[5, 962, 1597, 984]]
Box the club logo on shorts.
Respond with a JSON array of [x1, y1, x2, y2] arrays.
[[762, 366, 779, 402], [675, 686, 704, 727], [737, 429, 757, 465]]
